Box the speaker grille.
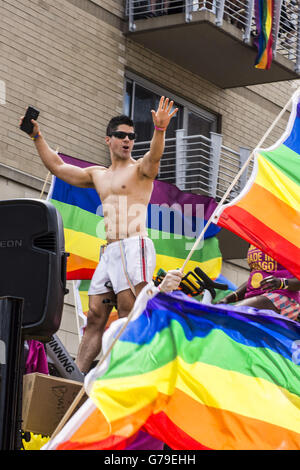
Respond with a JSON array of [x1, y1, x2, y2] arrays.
[[33, 232, 56, 252]]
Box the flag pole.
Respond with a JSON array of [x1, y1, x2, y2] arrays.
[[39, 147, 59, 199], [72, 281, 83, 342], [181, 87, 300, 272], [39, 171, 51, 199]]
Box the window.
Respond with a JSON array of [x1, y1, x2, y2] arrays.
[[124, 75, 183, 141], [124, 72, 219, 192]]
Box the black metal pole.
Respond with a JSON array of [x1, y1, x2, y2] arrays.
[[0, 296, 24, 450]]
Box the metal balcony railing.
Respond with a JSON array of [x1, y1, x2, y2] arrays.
[[126, 0, 300, 71], [131, 130, 252, 201]]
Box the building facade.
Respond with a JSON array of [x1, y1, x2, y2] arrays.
[[0, 0, 299, 357]]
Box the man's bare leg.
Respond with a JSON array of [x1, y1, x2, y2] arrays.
[[76, 291, 115, 374], [76, 283, 147, 373], [117, 282, 148, 318]]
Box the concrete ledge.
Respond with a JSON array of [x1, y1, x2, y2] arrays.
[[225, 259, 249, 271], [0, 163, 51, 193]]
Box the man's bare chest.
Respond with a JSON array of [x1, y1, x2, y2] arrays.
[[94, 166, 145, 200]]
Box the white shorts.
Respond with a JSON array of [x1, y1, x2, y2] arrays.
[[88, 236, 156, 296]]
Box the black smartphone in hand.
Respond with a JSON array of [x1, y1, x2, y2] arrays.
[[20, 106, 40, 134]]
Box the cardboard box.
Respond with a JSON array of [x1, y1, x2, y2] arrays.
[[22, 373, 87, 436]]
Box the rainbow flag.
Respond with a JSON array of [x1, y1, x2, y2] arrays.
[[213, 91, 300, 279], [48, 155, 222, 281], [44, 289, 300, 450], [254, 0, 274, 69]]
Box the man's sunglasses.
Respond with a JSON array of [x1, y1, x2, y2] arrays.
[[109, 131, 136, 140]]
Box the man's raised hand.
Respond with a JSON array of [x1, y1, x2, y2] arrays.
[[151, 96, 178, 131]]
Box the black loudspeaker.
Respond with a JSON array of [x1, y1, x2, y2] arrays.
[[0, 199, 69, 342]]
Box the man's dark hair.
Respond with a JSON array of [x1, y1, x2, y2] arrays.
[[106, 115, 134, 136]]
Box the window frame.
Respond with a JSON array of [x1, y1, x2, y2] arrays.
[[124, 71, 219, 136]]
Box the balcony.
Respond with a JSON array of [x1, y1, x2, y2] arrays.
[[132, 130, 252, 201], [125, 0, 300, 88]]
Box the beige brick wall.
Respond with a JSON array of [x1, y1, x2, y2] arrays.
[[0, 0, 125, 181], [248, 80, 300, 109], [91, 0, 124, 17], [0, 174, 40, 200]]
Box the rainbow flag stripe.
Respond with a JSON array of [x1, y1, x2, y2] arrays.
[[254, 0, 274, 69], [46, 292, 300, 450], [49, 156, 222, 281], [215, 93, 300, 279]]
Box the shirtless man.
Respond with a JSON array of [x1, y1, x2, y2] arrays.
[[21, 96, 180, 373]]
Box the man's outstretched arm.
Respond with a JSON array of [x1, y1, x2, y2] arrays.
[[139, 96, 178, 179], [20, 117, 97, 188]]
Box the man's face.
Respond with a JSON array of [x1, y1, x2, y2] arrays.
[[106, 124, 135, 160]]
